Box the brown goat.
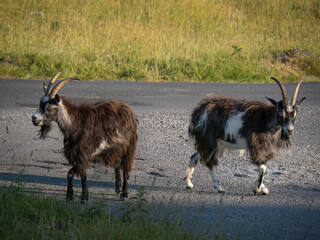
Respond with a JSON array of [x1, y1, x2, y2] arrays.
[[32, 72, 138, 201], [185, 78, 305, 195]]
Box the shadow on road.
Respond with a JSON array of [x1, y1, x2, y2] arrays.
[[1, 172, 320, 239], [0, 171, 187, 192]]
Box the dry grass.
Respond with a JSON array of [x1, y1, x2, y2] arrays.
[[0, 0, 319, 82]]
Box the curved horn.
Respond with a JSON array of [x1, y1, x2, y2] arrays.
[[50, 77, 80, 99], [45, 72, 62, 95], [291, 79, 303, 106], [271, 77, 288, 106], [43, 83, 48, 92]]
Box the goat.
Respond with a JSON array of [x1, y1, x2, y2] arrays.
[[32, 72, 138, 201], [184, 78, 305, 195]]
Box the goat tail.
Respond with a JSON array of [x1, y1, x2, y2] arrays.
[[188, 108, 208, 141]]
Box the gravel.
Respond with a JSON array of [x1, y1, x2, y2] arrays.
[[0, 79, 319, 239]]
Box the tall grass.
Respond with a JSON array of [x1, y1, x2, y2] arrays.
[[0, 186, 203, 240], [0, 0, 319, 82]]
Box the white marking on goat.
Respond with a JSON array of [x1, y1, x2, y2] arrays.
[[286, 105, 293, 112], [209, 167, 225, 193], [253, 164, 269, 195], [184, 152, 200, 189], [91, 130, 127, 157], [185, 167, 195, 189], [196, 109, 208, 135], [220, 112, 247, 150], [58, 100, 72, 128], [224, 112, 244, 141], [92, 140, 111, 157], [111, 129, 127, 145], [239, 149, 246, 157]]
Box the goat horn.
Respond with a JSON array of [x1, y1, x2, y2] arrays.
[[43, 83, 48, 92], [271, 77, 288, 106], [50, 77, 80, 99], [45, 72, 62, 95], [291, 79, 303, 106]]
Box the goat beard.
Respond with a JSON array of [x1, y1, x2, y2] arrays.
[[280, 129, 291, 148], [38, 121, 52, 139]]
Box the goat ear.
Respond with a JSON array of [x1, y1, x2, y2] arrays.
[[295, 97, 305, 106], [265, 97, 278, 107], [54, 94, 60, 104]]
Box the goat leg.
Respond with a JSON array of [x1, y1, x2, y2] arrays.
[[209, 166, 225, 193], [115, 168, 122, 196], [184, 152, 200, 189], [253, 164, 269, 195], [120, 170, 128, 201], [80, 173, 89, 202], [66, 166, 76, 200]]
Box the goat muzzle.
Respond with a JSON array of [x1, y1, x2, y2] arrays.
[[32, 119, 42, 126], [32, 112, 43, 126]]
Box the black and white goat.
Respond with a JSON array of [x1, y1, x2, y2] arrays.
[[32, 72, 138, 200], [184, 78, 305, 195]]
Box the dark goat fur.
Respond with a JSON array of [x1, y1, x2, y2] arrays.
[[33, 75, 138, 201], [189, 97, 290, 167], [185, 79, 305, 195], [55, 98, 137, 173]]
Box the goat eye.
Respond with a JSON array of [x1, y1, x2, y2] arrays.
[[46, 105, 55, 112], [289, 112, 295, 118]]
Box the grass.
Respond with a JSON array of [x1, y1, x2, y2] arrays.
[[0, 0, 319, 82], [0, 185, 204, 240]]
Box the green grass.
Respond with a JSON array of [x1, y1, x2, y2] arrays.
[[0, 0, 319, 82], [0, 186, 203, 240]]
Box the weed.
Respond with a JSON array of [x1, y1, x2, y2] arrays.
[[0, 186, 204, 239], [121, 186, 148, 222], [9, 170, 26, 190]]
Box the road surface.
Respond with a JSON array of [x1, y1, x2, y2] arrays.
[[0, 78, 319, 239]]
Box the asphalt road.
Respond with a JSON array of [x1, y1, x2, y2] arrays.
[[0, 78, 319, 239]]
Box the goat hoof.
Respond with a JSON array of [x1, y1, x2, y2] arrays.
[[253, 189, 269, 195], [215, 184, 225, 193], [253, 184, 269, 195], [66, 194, 74, 201], [185, 180, 194, 189], [80, 198, 89, 204], [260, 189, 269, 195], [120, 193, 128, 201], [81, 192, 89, 202]]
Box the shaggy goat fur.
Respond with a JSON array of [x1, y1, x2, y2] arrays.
[[32, 73, 138, 200], [185, 78, 305, 195]]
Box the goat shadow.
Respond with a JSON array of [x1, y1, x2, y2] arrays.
[[0, 172, 186, 193]]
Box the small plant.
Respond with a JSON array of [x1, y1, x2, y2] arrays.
[[121, 186, 148, 222], [231, 45, 243, 56], [213, 196, 228, 240], [10, 170, 26, 190]]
